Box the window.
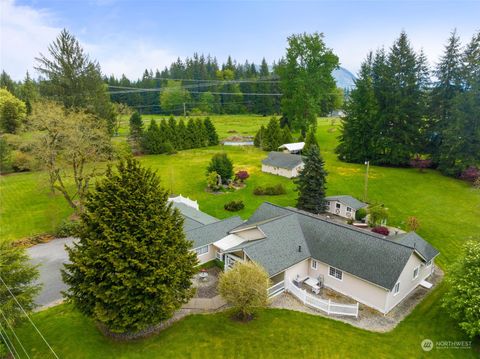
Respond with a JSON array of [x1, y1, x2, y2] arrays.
[[346, 207, 352, 212], [311, 259, 318, 270], [393, 282, 400, 295], [426, 260, 432, 267], [336, 203, 341, 209], [329, 266, 343, 280], [194, 245, 208, 256], [413, 266, 419, 280], [326, 201, 330, 206]]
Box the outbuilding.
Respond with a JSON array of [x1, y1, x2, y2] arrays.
[[325, 195, 368, 219], [261, 152, 304, 178], [278, 142, 305, 154]]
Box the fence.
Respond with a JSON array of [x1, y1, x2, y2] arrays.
[[267, 280, 285, 298], [285, 279, 359, 318]]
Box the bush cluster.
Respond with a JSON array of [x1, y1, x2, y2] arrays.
[[371, 226, 389, 236], [253, 184, 286, 196], [224, 200, 245, 212]]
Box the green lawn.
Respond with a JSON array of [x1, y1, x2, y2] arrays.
[[1, 115, 480, 357]]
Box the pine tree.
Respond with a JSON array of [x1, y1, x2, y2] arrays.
[[129, 111, 143, 145], [195, 118, 208, 147], [0, 241, 40, 325], [429, 30, 464, 161], [142, 120, 162, 154], [263, 117, 283, 151], [303, 127, 319, 153], [282, 126, 293, 144], [167, 116, 178, 148], [294, 145, 328, 214], [336, 54, 379, 162], [203, 117, 219, 145], [185, 118, 197, 149], [254, 125, 265, 148], [62, 159, 197, 334], [176, 118, 187, 149], [207, 153, 233, 183]]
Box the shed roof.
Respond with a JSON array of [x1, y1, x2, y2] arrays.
[[186, 216, 243, 249], [261, 152, 304, 170], [325, 195, 368, 210], [278, 142, 305, 152]]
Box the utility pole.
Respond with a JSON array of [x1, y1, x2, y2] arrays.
[[183, 102, 186, 117], [364, 160, 370, 202]]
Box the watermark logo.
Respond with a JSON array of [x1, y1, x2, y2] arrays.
[[421, 339, 434, 352], [421, 339, 472, 351]]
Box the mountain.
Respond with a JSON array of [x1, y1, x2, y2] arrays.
[[332, 67, 356, 90]]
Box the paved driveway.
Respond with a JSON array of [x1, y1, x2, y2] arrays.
[[27, 237, 77, 307]]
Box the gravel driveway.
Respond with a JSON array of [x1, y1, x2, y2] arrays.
[[27, 237, 77, 308]]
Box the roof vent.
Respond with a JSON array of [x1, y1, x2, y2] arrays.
[[298, 245, 302, 252]]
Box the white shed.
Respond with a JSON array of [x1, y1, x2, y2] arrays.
[[325, 195, 367, 219], [278, 142, 305, 154], [261, 152, 304, 178]]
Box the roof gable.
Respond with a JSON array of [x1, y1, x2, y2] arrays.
[[186, 216, 243, 249], [325, 195, 367, 210]]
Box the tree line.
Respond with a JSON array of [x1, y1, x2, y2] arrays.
[[134, 114, 219, 154], [336, 30, 480, 178]]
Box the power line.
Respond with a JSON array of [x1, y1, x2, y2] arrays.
[[0, 309, 30, 359], [0, 322, 19, 359], [0, 276, 59, 359], [126, 76, 280, 83]]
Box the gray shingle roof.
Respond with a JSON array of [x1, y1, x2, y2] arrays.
[[172, 202, 219, 231], [325, 195, 367, 210], [229, 202, 439, 290], [227, 214, 310, 276], [186, 216, 244, 249], [262, 152, 304, 170]]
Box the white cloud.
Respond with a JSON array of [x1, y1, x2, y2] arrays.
[[0, 0, 177, 81], [0, 0, 60, 80]]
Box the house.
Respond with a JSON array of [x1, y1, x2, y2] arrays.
[[261, 152, 304, 178], [325, 195, 368, 219], [184, 201, 439, 315], [278, 142, 305, 154]]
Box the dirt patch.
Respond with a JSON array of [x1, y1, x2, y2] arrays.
[[270, 267, 444, 332]]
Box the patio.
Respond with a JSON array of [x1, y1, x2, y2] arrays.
[[296, 281, 357, 305], [191, 267, 221, 298]]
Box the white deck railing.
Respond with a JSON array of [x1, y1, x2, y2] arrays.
[[285, 279, 359, 318], [267, 280, 285, 298]]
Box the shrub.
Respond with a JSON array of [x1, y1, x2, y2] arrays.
[[235, 170, 249, 182], [253, 184, 286, 196], [406, 216, 420, 232], [355, 208, 367, 221], [11, 150, 33, 172], [161, 141, 176, 155], [367, 205, 389, 226], [371, 226, 389, 236], [207, 153, 233, 183], [55, 219, 81, 238], [410, 155, 432, 172], [218, 261, 270, 321], [206, 171, 221, 191], [224, 200, 244, 212], [460, 166, 480, 182]]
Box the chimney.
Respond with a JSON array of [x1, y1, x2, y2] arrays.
[[298, 245, 302, 252]]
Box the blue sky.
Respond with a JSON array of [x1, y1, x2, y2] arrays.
[[1, 0, 479, 80]]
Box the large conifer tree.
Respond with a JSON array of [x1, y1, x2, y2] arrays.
[[62, 159, 197, 334], [295, 145, 328, 214]]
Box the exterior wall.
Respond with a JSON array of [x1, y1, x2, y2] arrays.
[[284, 259, 310, 282], [261, 164, 303, 178], [385, 254, 435, 313], [194, 244, 216, 265], [308, 258, 388, 313], [325, 200, 356, 219]]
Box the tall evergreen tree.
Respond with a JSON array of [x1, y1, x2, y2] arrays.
[[429, 30, 464, 161], [256, 58, 274, 115], [63, 159, 197, 334], [254, 125, 266, 148], [142, 119, 162, 154], [336, 54, 379, 162], [304, 127, 319, 153], [129, 111, 143, 145], [176, 118, 187, 149], [294, 145, 328, 214], [282, 126, 293, 144], [35, 29, 116, 133], [203, 117, 219, 145], [262, 117, 283, 151]]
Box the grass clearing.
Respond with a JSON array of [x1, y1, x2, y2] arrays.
[[2, 115, 480, 357]]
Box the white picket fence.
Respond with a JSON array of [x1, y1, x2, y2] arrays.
[[267, 280, 285, 298], [285, 279, 359, 318]]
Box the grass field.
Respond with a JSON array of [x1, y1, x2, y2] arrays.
[[2, 115, 480, 357]]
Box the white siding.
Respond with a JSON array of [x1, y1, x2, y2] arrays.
[[308, 258, 388, 313], [325, 201, 356, 219], [384, 254, 435, 313], [284, 259, 310, 281], [261, 164, 304, 178], [193, 245, 215, 265]]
